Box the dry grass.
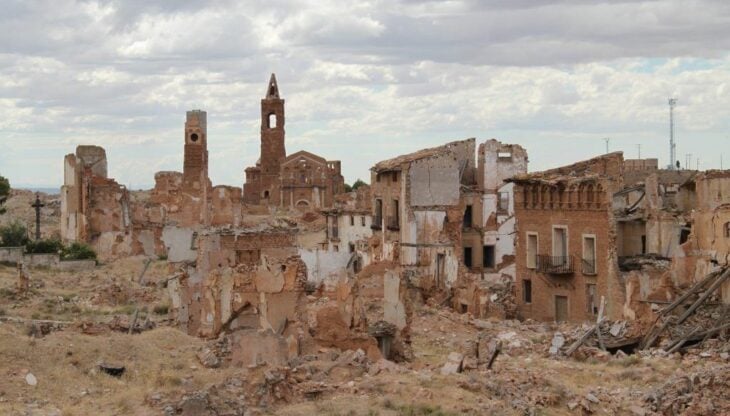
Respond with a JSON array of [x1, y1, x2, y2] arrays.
[[0, 325, 235, 415]]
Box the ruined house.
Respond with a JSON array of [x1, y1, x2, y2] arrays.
[[60, 145, 132, 253], [454, 140, 528, 317], [674, 170, 730, 302], [243, 74, 345, 209], [299, 185, 373, 292], [510, 152, 625, 322], [369, 138, 527, 318], [167, 225, 309, 366], [61, 110, 242, 260]]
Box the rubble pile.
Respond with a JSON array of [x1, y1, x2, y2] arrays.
[[642, 267, 730, 352], [645, 364, 730, 415]]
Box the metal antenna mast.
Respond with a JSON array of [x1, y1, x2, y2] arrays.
[[668, 98, 677, 169], [603, 137, 610, 154]]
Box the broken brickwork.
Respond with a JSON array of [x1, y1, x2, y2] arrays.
[[369, 138, 526, 319], [511, 152, 625, 322], [168, 226, 309, 366], [61, 110, 243, 260], [243, 74, 345, 209], [60, 145, 132, 254]]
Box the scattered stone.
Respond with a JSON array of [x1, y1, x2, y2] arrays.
[[197, 347, 221, 368], [25, 372, 37, 386], [628, 405, 646, 415], [99, 363, 125, 378], [549, 332, 565, 355], [440, 352, 464, 375], [585, 393, 599, 404]]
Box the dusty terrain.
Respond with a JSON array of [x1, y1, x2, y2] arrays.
[[1, 257, 728, 415], [1, 190, 728, 416]]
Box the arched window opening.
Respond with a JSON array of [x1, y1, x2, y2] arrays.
[[586, 184, 595, 207], [576, 185, 584, 208], [724, 222, 730, 238], [268, 113, 277, 128], [263, 190, 270, 199]]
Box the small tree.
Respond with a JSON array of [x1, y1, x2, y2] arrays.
[[344, 183, 353, 192], [0, 221, 29, 247], [351, 179, 367, 190], [0, 175, 9, 215]]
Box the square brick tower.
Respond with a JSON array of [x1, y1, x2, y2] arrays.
[[182, 110, 210, 225]]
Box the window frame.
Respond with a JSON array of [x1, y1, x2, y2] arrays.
[[526, 232, 538, 269]]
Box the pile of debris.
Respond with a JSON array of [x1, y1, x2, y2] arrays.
[[645, 364, 730, 415], [551, 319, 646, 358], [641, 267, 730, 353]]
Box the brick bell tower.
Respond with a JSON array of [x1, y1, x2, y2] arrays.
[[260, 74, 286, 176]]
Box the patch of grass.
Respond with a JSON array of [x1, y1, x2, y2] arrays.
[[155, 373, 182, 387], [153, 304, 169, 315], [609, 355, 641, 368], [61, 293, 77, 302], [617, 368, 643, 381], [0, 287, 15, 298], [112, 304, 137, 315], [395, 404, 458, 416]]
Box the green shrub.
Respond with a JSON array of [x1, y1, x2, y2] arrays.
[[0, 221, 29, 247], [61, 242, 97, 261], [153, 304, 170, 315], [25, 238, 63, 254]]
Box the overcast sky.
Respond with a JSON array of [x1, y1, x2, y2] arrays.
[[2, 0, 729, 189]]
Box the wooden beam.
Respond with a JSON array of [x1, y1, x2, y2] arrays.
[[565, 325, 596, 357], [676, 268, 730, 325]]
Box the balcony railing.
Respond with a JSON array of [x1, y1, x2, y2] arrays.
[[582, 258, 597, 275], [386, 215, 400, 231], [371, 215, 382, 230], [536, 255, 574, 275]]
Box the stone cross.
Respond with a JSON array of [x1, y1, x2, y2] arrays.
[[31, 193, 45, 240]]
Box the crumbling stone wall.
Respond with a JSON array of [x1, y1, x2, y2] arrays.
[[60, 145, 133, 258], [170, 228, 310, 366]]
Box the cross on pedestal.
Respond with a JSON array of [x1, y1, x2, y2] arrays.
[[31, 193, 45, 240]]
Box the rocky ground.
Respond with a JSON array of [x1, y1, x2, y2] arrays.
[[1, 256, 728, 415], [0, 190, 727, 415]]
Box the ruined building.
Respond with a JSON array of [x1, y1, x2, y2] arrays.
[[167, 225, 309, 366], [60, 145, 132, 252], [369, 138, 527, 318], [243, 74, 345, 209], [510, 152, 625, 322], [61, 111, 242, 260]]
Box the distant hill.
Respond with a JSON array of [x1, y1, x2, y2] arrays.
[[16, 187, 60, 195]]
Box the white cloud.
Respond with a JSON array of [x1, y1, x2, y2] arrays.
[[1, 0, 729, 188]]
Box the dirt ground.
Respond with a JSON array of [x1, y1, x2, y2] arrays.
[[1, 258, 728, 415]]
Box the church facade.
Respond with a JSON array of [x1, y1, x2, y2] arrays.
[[243, 74, 345, 209]]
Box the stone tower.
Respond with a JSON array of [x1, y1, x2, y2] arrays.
[[182, 110, 210, 225], [260, 74, 286, 176], [183, 110, 208, 187]]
